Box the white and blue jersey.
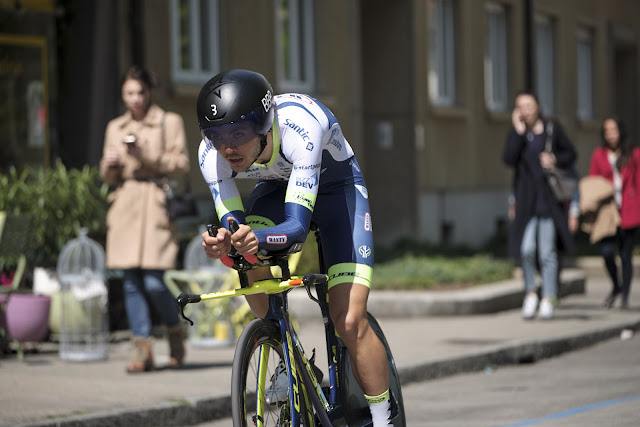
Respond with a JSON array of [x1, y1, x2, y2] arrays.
[[199, 93, 374, 288]]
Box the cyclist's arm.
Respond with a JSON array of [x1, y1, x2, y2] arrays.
[[250, 163, 319, 254], [251, 201, 313, 254], [198, 139, 247, 226]]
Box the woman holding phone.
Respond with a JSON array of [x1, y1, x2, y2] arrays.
[[503, 90, 577, 320], [99, 66, 190, 372]]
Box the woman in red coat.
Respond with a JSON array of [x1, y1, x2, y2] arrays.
[[588, 117, 640, 309]]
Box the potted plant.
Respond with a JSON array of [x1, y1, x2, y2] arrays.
[[0, 160, 109, 269], [0, 161, 109, 357], [0, 211, 51, 358]]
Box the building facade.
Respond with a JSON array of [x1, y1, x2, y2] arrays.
[[2, 0, 639, 248]]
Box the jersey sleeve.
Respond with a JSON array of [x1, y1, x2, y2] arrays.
[[198, 139, 246, 226]]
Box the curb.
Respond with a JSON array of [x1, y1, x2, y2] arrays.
[[18, 318, 638, 427], [289, 269, 585, 319], [14, 269, 597, 427], [397, 319, 640, 385], [16, 395, 232, 427]]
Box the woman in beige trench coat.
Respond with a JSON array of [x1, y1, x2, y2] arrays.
[[99, 66, 190, 372]]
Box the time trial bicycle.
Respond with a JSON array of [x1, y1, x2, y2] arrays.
[[177, 220, 405, 426]]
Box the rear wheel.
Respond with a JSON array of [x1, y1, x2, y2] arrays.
[[341, 313, 406, 426], [231, 319, 311, 426]]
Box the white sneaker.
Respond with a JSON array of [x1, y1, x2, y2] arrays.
[[538, 298, 554, 320], [522, 293, 539, 319], [265, 360, 288, 404]]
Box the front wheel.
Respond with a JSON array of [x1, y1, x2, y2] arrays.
[[231, 318, 312, 427]]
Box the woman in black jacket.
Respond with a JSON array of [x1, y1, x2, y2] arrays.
[[503, 91, 577, 320]]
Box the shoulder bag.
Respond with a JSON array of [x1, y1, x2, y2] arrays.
[[543, 121, 578, 203], [159, 114, 199, 220]]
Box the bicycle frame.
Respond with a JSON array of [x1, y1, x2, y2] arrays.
[[177, 222, 384, 426], [179, 271, 350, 426]]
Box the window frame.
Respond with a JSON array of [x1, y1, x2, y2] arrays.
[[484, 2, 509, 112], [534, 14, 556, 115], [170, 0, 221, 85], [275, 0, 316, 92], [576, 26, 595, 121], [428, 0, 456, 107]]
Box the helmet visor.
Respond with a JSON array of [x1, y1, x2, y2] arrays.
[[201, 120, 259, 150]]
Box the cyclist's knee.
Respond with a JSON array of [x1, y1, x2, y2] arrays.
[[329, 281, 370, 344], [244, 267, 272, 318], [247, 266, 272, 284], [331, 308, 368, 345], [245, 294, 268, 319]]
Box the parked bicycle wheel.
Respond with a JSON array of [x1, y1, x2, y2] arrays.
[[231, 318, 312, 427], [341, 313, 406, 426]]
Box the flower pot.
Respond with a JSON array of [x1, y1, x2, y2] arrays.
[[5, 294, 51, 343], [0, 293, 7, 331]]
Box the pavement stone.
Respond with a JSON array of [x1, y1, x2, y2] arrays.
[[1, 257, 639, 427]]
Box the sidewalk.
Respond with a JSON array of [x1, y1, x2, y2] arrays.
[[1, 258, 639, 427]]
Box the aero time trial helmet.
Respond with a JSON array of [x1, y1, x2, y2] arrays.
[[197, 69, 274, 150]]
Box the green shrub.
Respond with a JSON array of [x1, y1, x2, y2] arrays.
[[0, 160, 109, 269], [292, 231, 514, 290], [371, 254, 514, 290]]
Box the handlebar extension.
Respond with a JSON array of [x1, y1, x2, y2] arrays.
[[207, 219, 258, 267]]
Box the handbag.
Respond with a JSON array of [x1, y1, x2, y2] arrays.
[[159, 113, 199, 220], [543, 121, 578, 202], [162, 179, 198, 220]]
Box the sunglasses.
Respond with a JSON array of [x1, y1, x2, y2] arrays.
[[201, 120, 260, 150]]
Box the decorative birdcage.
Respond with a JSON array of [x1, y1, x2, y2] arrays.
[[56, 228, 108, 361], [182, 226, 234, 347]]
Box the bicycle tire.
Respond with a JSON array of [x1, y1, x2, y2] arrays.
[[231, 318, 312, 427], [341, 313, 407, 427]]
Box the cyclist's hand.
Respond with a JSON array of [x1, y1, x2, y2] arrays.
[[229, 221, 259, 258], [202, 227, 231, 260]]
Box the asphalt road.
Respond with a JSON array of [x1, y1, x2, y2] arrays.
[[196, 331, 640, 427]]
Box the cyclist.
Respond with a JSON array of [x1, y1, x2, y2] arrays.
[[199, 69, 392, 426]]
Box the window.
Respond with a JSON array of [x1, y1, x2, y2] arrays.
[[170, 0, 220, 85], [535, 15, 555, 115], [276, 0, 315, 92], [485, 3, 508, 112], [428, 0, 456, 106], [576, 27, 595, 121]]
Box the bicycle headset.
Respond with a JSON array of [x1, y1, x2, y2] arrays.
[[197, 69, 275, 158]]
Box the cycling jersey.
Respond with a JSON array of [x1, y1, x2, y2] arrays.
[[199, 93, 374, 288]]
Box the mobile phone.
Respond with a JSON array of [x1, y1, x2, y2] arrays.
[[123, 134, 137, 145]]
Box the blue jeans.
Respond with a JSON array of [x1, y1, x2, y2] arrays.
[[520, 217, 558, 299], [123, 269, 180, 338]]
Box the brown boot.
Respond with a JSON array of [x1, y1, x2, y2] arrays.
[[126, 337, 154, 373], [167, 324, 185, 368]]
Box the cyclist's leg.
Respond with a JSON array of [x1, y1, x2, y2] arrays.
[[328, 280, 389, 395], [245, 267, 272, 318], [314, 184, 392, 424]]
